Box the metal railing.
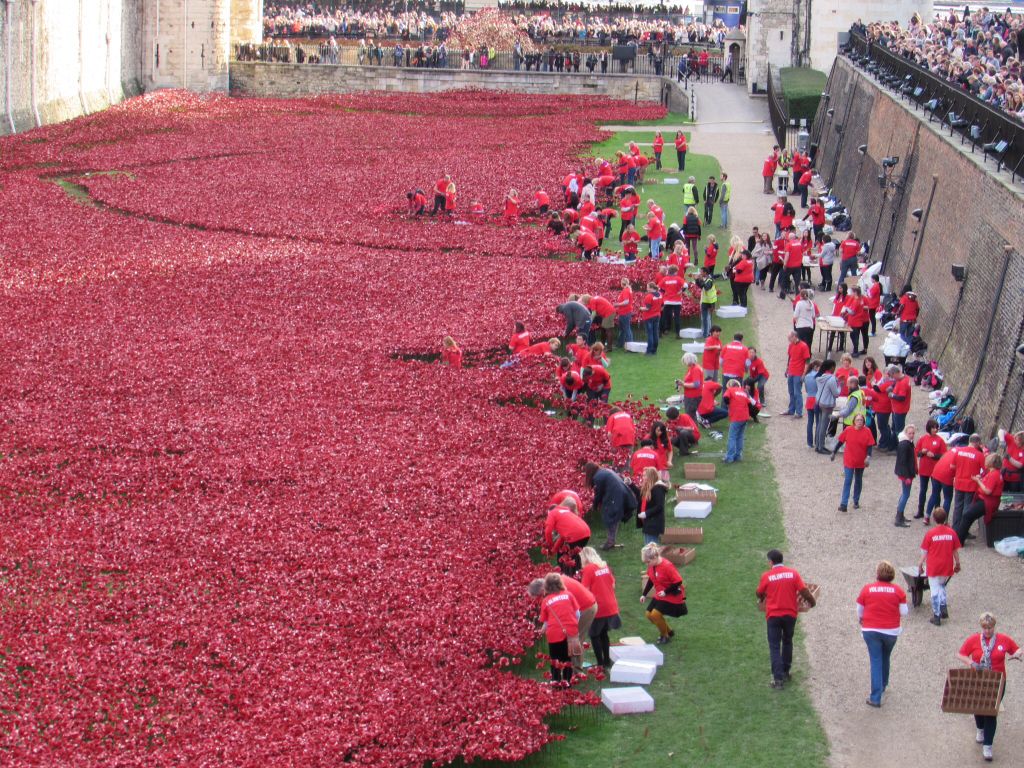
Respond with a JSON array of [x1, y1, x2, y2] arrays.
[[845, 30, 1023, 181], [765, 64, 803, 149], [234, 42, 726, 79]]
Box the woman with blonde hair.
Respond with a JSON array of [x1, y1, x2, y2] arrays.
[[856, 560, 907, 708], [637, 467, 668, 545], [579, 547, 621, 669], [639, 542, 686, 644]]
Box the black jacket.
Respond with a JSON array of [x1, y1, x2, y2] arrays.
[[637, 484, 668, 535], [894, 438, 917, 478], [682, 213, 702, 238]]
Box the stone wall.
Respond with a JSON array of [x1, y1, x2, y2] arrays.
[[815, 57, 1024, 433], [144, 0, 231, 92], [229, 63, 690, 112], [0, 0, 145, 135]]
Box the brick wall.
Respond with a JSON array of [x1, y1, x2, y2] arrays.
[[229, 63, 689, 112], [815, 57, 1024, 433]]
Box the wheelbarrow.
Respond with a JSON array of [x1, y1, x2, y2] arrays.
[[900, 566, 929, 608]]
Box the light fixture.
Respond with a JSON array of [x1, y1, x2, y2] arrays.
[[857, 144, 867, 155], [911, 208, 923, 221], [821, 92, 830, 100], [826, 107, 835, 117], [951, 264, 967, 282], [882, 156, 900, 169]]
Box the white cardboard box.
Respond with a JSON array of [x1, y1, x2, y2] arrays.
[[609, 643, 665, 666], [679, 328, 704, 339], [681, 342, 705, 354], [602, 686, 656, 714], [610, 659, 658, 685], [716, 306, 748, 319], [624, 341, 648, 354], [674, 500, 713, 519]]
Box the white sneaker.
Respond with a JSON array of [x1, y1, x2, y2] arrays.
[[982, 745, 992, 761], [976, 728, 985, 744]]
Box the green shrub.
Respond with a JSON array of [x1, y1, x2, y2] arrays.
[[780, 67, 828, 123]]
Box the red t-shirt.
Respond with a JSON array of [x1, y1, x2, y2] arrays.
[[1005, 432, 1024, 482], [951, 446, 985, 491], [543, 505, 591, 550], [840, 239, 861, 260], [835, 366, 857, 397], [660, 276, 684, 303], [509, 331, 531, 355], [606, 411, 636, 448], [653, 135, 665, 152], [520, 341, 551, 357], [590, 296, 615, 319], [550, 490, 583, 516], [698, 379, 722, 415], [723, 387, 751, 422], [839, 425, 875, 469], [585, 365, 611, 391], [540, 590, 581, 642], [675, 135, 688, 152], [683, 365, 704, 397], [721, 342, 748, 378], [978, 469, 1005, 523], [808, 202, 825, 225], [871, 379, 893, 413], [581, 563, 619, 618], [622, 230, 640, 256], [890, 376, 912, 415], [647, 560, 685, 604], [441, 347, 463, 368], [786, 341, 811, 377], [857, 582, 907, 630], [786, 240, 804, 269], [916, 434, 947, 477], [865, 282, 882, 310], [535, 190, 550, 207], [620, 193, 641, 221], [959, 633, 1021, 674], [921, 525, 961, 578], [757, 565, 807, 618], [631, 447, 663, 478], [562, 575, 597, 612], [749, 357, 770, 380], [615, 287, 634, 316], [640, 292, 663, 321], [899, 296, 920, 321], [733, 257, 755, 283], [931, 450, 957, 486], [668, 414, 701, 442], [578, 230, 599, 251], [702, 336, 722, 372]]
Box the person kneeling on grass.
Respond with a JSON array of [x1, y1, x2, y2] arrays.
[[640, 542, 687, 645], [665, 406, 701, 456]]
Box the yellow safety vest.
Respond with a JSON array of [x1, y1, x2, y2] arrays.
[[843, 389, 867, 427], [682, 183, 697, 206], [700, 280, 718, 305], [721, 181, 731, 203]]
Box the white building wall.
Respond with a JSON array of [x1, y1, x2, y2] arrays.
[[809, 0, 933, 74]]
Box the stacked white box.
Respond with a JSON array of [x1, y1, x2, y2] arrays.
[[609, 643, 665, 666], [674, 500, 713, 519], [602, 686, 656, 714], [679, 328, 703, 339], [681, 342, 705, 354], [716, 306, 748, 318], [610, 660, 658, 685], [624, 341, 648, 354]]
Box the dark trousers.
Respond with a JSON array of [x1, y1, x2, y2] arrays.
[[819, 263, 834, 290], [677, 150, 686, 171], [955, 499, 987, 543], [927, 480, 953, 518], [795, 326, 814, 348], [766, 615, 797, 681], [851, 324, 868, 354], [548, 639, 573, 682], [917, 475, 932, 516], [952, 489, 973, 529], [704, 202, 714, 223], [768, 263, 783, 292], [735, 282, 750, 308], [661, 303, 682, 335], [780, 267, 800, 297], [869, 310, 877, 335], [654, 151, 662, 169], [875, 412, 893, 450], [591, 628, 612, 667], [432, 193, 445, 214], [645, 317, 660, 354]]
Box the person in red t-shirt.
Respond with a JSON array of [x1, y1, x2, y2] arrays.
[[929, 448, 957, 518], [864, 275, 883, 336], [955, 453, 1004, 544], [897, 291, 920, 343], [748, 348, 771, 407], [757, 549, 816, 688], [533, 573, 582, 684], [888, 367, 912, 437], [543, 499, 591, 575], [621, 224, 641, 262], [508, 322, 531, 356], [534, 188, 550, 213], [1000, 428, 1024, 492], [834, 413, 875, 511], [640, 282, 663, 355], [441, 336, 463, 368], [702, 325, 722, 382], [784, 332, 811, 417], [503, 189, 520, 222], [652, 131, 665, 170], [582, 364, 611, 402], [843, 287, 870, 357], [550, 489, 583, 517], [918, 507, 961, 625], [613, 277, 634, 347], [579, 547, 622, 668], [520, 338, 561, 357], [640, 543, 686, 644], [658, 266, 685, 336], [723, 379, 752, 463], [605, 406, 636, 457], [675, 131, 688, 171], [857, 561, 908, 707], [950, 434, 986, 529], [558, 575, 597, 671], [957, 612, 1022, 758], [630, 441, 663, 482], [916, 418, 948, 521], [407, 188, 427, 216], [721, 333, 749, 381], [665, 405, 702, 455], [578, 228, 599, 260]]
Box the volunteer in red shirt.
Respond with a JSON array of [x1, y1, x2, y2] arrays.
[[618, 186, 640, 240], [674, 131, 688, 171], [432, 174, 450, 214], [612, 277, 634, 347], [640, 542, 686, 644], [888, 366, 912, 437], [583, 294, 616, 348], [702, 325, 722, 382], [534, 188, 550, 213], [843, 286, 870, 357], [762, 152, 777, 194], [757, 549, 816, 689], [652, 131, 665, 169], [441, 336, 463, 368], [560, 575, 597, 670], [581, 364, 611, 402], [838, 233, 861, 283], [407, 188, 426, 216], [658, 266, 685, 336], [508, 322, 530, 356], [534, 573, 581, 684], [621, 223, 641, 262], [630, 441, 663, 482], [679, 353, 704, 422], [950, 434, 986, 529], [580, 547, 622, 669], [918, 507, 961, 625], [723, 379, 752, 463], [543, 499, 591, 574], [665, 405, 702, 454], [520, 338, 561, 357], [720, 333, 749, 382], [640, 282, 663, 355], [780, 233, 804, 299], [834, 413, 875, 512], [957, 612, 1022, 760], [834, 354, 857, 398], [748, 348, 771, 406], [871, 370, 895, 449], [697, 378, 726, 424], [897, 290, 920, 342], [578, 228, 599, 260], [784, 331, 810, 417], [646, 212, 666, 260], [928, 448, 957, 520], [605, 406, 636, 458], [857, 561, 908, 707], [916, 418, 948, 522], [954, 453, 1004, 544], [1001, 429, 1024, 492], [804, 198, 826, 237], [549, 489, 583, 516], [864, 275, 883, 336], [732, 250, 755, 308]]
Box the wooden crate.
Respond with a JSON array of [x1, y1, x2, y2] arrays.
[[662, 527, 704, 545], [660, 546, 696, 566], [683, 463, 716, 480], [676, 486, 718, 505], [798, 583, 821, 613], [941, 668, 1005, 717]]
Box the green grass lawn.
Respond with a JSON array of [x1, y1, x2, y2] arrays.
[[488, 127, 829, 768]]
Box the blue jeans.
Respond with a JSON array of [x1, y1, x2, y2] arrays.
[[617, 314, 633, 346], [645, 317, 660, 354], [650, 238, 662, 260], [926, 480, 952, 518], [806, 407, 818, 447], [875, 412, 892, 450], [786, 375, 803, 416], [702, 405, 729, 424], [838, 257, 858, 283], [643, 533, 661, 546], [896, 478, 912, 516], [928, 576, 949, 618], [891, 412, 906, 439], [752, 374, 768, 404], [700, 304, 714, 337], [725, 421, 747, 462], [841, 467, 864, 507], [720, 201, 729, 228], [899, 321, 914, 343], [862, 631, 898, 704]]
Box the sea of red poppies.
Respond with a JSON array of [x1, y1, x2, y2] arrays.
[[0, 90, 670, 765]]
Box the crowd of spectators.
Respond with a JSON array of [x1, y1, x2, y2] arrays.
[[862, 8, 1024, 121], [263, 2, 733, 47]]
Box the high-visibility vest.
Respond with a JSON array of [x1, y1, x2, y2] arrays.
[[843, 388, 867, 427], [721, 180, 732, 203], [700, 280, 718, 305], [682, 183, 697, 205]]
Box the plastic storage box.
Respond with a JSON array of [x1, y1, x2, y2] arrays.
[[674, 501, 713, 519], [716, 306, 748, 319], [609, 660, 658, 685], [601, 686, 655, 714], [609, 643, 665, 666], [624, 341, 648, 354], [679, 328, 704, 339]]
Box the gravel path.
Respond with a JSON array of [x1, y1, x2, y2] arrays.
[[686, 83, 1024, 766]]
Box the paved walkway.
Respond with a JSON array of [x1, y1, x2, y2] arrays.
[[687, 83, 1024, 767]]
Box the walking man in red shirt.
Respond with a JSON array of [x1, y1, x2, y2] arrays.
[[784, 331, 811, 417], [757, 549, 816, 689], [918, 508, 961, 625]]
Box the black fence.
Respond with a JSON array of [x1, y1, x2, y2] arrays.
[[234, 42, 726, 80], [846, 31, 1023, 181], [765, 65, 805, 149]]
